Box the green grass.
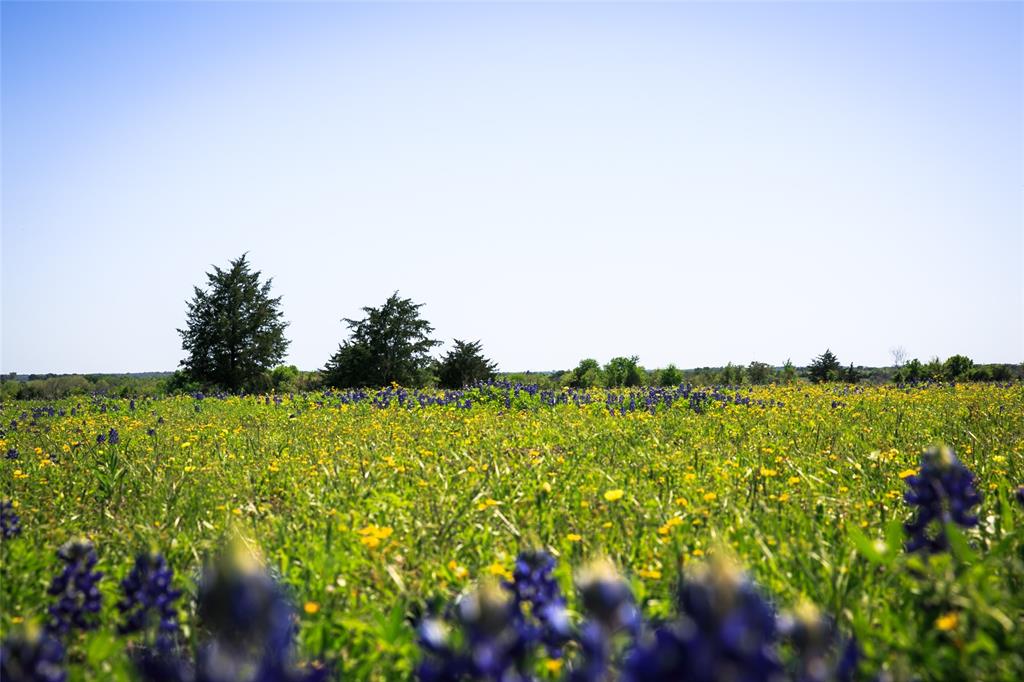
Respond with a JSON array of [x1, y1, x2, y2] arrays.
[[2, 382, 1022, 680]]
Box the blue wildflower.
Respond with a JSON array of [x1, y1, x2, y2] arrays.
[[506, 550, 572, 657], [6, 447, 18, 460], [570, 560, 639, 682], [133, 544, 327, 682], [1015, 485, 1024, 508], [108, 428, 120, 446], [416, 581, 527, 682], [778, 602, 860, 682], [118, 553, 182, 648], [903, 446, 982, 554], [0, 624, 66, 682], [622, 556, 782, 682], [1, 500, 21, 539], [96, 433, 106, 445], [47, 540, 104, 638]]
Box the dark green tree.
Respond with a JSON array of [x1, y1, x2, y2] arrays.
[[604, 356, 645, 387], [844, 362, 861, 384], [570, 358, 603, 388], [719, 362, 744, 385], [808, 349, 842, 384], [658, 363, 684, 387], [943, 354, 974, 381], [747, 361, 772, 385], [780, 359, 797, 384], [322, 292, 440, 388], [177, 254, 289, 392], [437, 340, 498, 388]]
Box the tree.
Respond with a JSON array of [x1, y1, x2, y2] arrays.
[[658, 364, 683, 387], [437, 340, 498, 388], [780, 359, 797, 384], [808, 349, 842, 384], [719, 362, 744, 385], [178, 254, 289, 392], [569, 359, 603, 388], [943, 354, 974, 381], [893, 358, 924, 384], [604, 356, 645, 388], [322, 292, 440, 388], [844, 363, 861, 384], [747, 361, 772, 385], [890, 346, 908, 368]]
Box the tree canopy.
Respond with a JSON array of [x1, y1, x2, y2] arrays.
[[177, 254, 290, 392], [436, 340, 498, 389], [322, 292, 440, 388], [808, 349, 842, 383]]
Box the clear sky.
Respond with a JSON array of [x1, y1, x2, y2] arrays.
[[2, 1, 1021, 374]]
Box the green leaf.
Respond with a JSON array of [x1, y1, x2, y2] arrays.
[[847, 522, 890, 565], [944, 523, 978, 564]]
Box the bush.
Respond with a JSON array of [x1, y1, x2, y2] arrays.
[[658, 364, 683, 387], [603, 356, 645, 388]]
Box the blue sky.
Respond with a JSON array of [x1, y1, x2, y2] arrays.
[[2, 1, 1021, 374]]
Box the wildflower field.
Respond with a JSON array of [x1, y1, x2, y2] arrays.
[[1, 382, 1023, 681]]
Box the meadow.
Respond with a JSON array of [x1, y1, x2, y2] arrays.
[[1, 382, 1023, 680]]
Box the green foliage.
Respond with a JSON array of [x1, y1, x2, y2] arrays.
[[177, 254, 290, 393], [603, 356, 645, 387], [808, 349, 842, 383], [747, 361, 772, 385], [780, 359, 797, 384], [270, 364, 301, 392], [436, 340, 498, 389], [322, 292, 440, 388], [657, 363, 683, 387], [719, 362, 744, 385], [569, 359, 603, 389], [943, 354, 974, 381]]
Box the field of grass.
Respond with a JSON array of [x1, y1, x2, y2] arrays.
[[2, 382, 1023, 680]]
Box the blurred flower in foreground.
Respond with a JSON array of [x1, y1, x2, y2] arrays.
[[0, 623, 66, 682], [622, 554, 782, 682], [902, 446, 981, 554], [1, 499, 21, 539], [134, 542, 326, 682]]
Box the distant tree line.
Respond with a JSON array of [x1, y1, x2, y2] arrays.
[[3, 255, 1020, 398]]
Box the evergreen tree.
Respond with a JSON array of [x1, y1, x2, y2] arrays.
[[322, 292, 440, 388], [808, 349, 842, 384], [437, 340, 498, 388], [177, 254, 289, 392]]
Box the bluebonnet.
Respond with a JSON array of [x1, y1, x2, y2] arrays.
[[108, 428, 120, 446], [1, 500, 21, 539], [622, 557, 782, 682], [778, 602, 859, 682], [570, 560, 640, 682], [506, 550, 572, 657], [903, 446, 982, 554], [118, 553, 182, 648], [416, 581, 528, 682], [46, 540, 104, 637], [133, 544, 327, 682], [0, 625, 66, 682]]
